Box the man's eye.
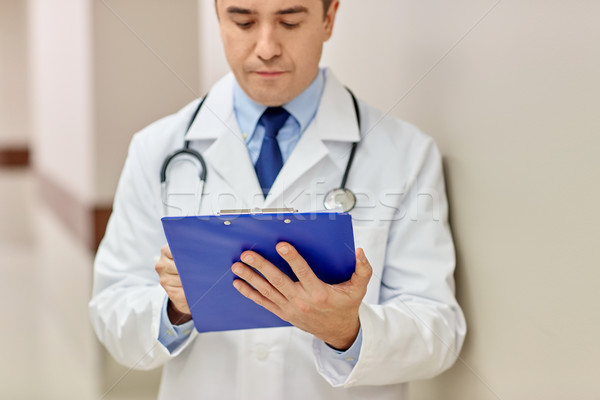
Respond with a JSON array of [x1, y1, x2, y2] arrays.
[[235, 21, 254, 29], [281, 22, 300, 29]]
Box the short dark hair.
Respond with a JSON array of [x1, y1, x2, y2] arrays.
[[215, 1, 334, 18]]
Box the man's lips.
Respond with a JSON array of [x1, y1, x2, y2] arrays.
[[255, 71, 285, 78]]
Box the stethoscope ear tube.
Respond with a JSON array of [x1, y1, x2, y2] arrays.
[[323, 88, 361, 213]]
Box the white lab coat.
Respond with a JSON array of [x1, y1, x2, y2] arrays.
[[89, 69, 466, 399]]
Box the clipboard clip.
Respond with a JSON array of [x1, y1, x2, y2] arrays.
[[218, 208, 298, 215]]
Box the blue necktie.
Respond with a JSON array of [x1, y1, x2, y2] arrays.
[[255, 107, 290, 197]]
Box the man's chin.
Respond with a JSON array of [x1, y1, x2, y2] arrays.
[[246, 88, 294, 107]]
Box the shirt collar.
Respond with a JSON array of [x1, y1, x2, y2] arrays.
[[233, 69, 326, 139]]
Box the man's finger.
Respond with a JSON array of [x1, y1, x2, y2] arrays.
[[351, 248, 373, 288], [161, 244, 173, 259], [240, 251, 296, 298], [232, 278, 283, 318], [156, 258, 179, 276], [163, 278, 183, 289], [232, 261, 288, 306], [164, 261, 179, 275], [276, 242, 321, 291]]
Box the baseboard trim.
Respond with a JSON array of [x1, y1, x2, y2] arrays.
[[0, 147, 30, 167], [38, 173, 112, 252]]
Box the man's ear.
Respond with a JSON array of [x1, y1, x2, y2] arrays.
[[323, 0, 340, 41]]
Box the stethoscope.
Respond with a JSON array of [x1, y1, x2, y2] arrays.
[[160, 89, 361, 214]]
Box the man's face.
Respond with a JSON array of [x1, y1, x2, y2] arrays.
[[216, 0, 339, 106]]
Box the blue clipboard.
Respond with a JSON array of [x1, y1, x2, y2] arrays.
[[161, 211, 355, 333]]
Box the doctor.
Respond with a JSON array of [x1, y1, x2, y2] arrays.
[[89, 0, 466, 399]]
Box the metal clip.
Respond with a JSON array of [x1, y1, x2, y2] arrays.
[[218, 208, 298, 215]]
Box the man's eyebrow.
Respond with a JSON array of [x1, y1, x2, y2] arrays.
[[226, 6, 254, 15], [276, 6, 309, 15], [226, 6, 308, 16]]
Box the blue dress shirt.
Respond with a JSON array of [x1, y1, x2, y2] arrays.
[[158, 68, 362, 367], [235, 68, 325, 164]]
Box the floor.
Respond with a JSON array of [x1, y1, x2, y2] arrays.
[[0, 169, 160, 400]]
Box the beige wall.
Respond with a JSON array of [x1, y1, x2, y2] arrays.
[[28, 0, 200, 206], [198, 0, 229, 92], [322, 1, 600, 399], [93, 0, 200, 204], [0, 0, 30, 147]]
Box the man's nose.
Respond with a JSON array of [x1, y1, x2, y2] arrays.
[[255, 26, 282, 61]]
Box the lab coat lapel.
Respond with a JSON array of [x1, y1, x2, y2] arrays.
[[264, 71, 361, 207], [203, 115, 263, 208], [185, 74, 263, 208], [264, 124, 329, 206]]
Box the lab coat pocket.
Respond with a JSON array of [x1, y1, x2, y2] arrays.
[[352, 225, 388, 304]]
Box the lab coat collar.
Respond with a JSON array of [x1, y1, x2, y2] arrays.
[[184, 74, 262, 206], [184, 73, 237, 141], [183, 69, 361, 207], [184, 68, 361, 144], [315, 68, 361, 143]]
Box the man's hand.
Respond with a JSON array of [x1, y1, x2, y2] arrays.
[[155, 244, 192, 325], [231, 243, 372, 350]]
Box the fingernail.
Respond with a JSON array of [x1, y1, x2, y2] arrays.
[[233, 280, 241, 290], [242, 254, 254, 263], [232, 264, 241, 274], [278, 245, 289, 255]]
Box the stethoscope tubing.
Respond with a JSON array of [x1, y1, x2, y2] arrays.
[[160, 96, 208, 184], [340, 89, 361, 190], [160, 88, 361, 212]]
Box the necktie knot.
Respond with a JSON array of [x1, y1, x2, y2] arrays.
[[260, 107, 290, 139]]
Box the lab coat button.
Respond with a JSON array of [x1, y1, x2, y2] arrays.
[[254, 344, 269, 361]]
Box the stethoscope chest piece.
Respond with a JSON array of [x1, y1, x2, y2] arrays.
[[324, 188, 356, 213]]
